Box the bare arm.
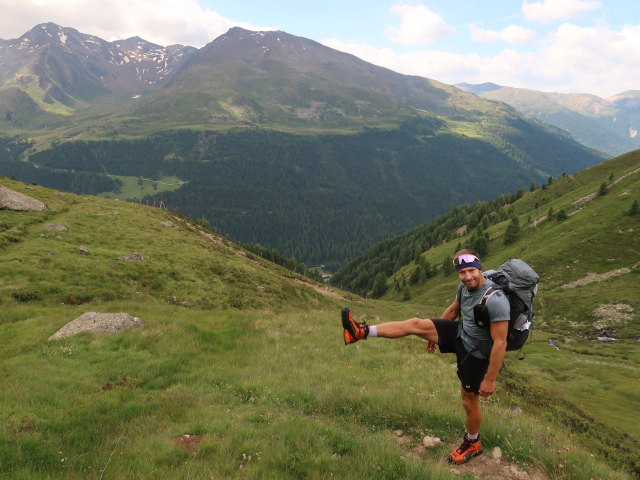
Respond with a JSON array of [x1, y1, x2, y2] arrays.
[[479, 320, 508, 396], [441, 299, 460, 320]]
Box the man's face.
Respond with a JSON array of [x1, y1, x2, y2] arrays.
[[457, 267, 485, 292]]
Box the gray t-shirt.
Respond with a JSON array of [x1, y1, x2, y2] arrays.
[[457, 277, 510, 359]]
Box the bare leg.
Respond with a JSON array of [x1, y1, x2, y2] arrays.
[[460, 388, 482, 435], [375, 318, 439, 343]]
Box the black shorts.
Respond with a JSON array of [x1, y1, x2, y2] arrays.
[[431, 319, 489, 394]]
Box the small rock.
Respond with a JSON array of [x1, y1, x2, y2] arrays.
[[331, 453, 341, 460], [394, 430, 403, 437], [79, 246, 90, 255], [43, 223, 67, 232], [491, 446, 502, 460], [506, 464, 530, 479], [161, 221, 178, 227], [120, 252, 144, 262], [507, 406, 523, 417], [422, 436, 442, 448]]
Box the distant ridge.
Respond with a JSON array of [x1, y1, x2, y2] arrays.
[[457, 82, 640, 156], [455, 82, 503, 95]]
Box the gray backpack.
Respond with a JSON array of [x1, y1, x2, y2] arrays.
[[477, 259, 540, 352]]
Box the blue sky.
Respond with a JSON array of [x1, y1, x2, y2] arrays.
[[1, 0, 637, 97]]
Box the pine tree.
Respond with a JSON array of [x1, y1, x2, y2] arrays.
[[441, 256, 454, 276], [598, 182, 608, 196], [402, 286, 411, 301], [556, 209, 568, 221], [629, 199, 639, 216], [410, 265, 422, 285], [472, 232, 489, 257], [504, 216, 520, 245], [371, 272, 388, 298], [547, 206, 554, 220]]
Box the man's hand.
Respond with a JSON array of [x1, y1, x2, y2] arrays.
[[479, 378, 496, 397], [426, 341, 436, 353]]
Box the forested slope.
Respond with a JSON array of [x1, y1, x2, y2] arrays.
[[4, 114, 602, 269]]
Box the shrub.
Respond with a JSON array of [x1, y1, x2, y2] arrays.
[[11, 288, 44, 302], [556, 209, 568, 221]]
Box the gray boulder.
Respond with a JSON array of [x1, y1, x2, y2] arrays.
[[0, 185, 46, 211], [49, 312, 143, 340], [44, 223, 68, 232]]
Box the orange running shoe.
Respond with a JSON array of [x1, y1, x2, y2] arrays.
[[341, 307, 369, 345], [448, 435, 483, 464]]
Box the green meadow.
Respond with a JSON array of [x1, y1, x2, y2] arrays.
[[98, 176, 184, 201], [0, 177, 637, 479]]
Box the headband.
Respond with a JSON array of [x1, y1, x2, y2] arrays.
[[454, 254, 482, 271]]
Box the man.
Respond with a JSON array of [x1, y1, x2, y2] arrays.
[[341, 249, 510, 465]]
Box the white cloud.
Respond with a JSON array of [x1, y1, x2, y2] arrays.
[[522, 0, 601, 24], [0, 0, 272, 46], [385, 4, 455, 45], [323, 21, 640, 97], [469, 24, 536, 44]]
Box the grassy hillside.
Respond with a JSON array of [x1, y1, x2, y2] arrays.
[[0, 178, 636, 479], [333, 150, 640, 475]]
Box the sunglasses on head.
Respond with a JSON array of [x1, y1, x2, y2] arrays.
[[453, 254, 479, 266]]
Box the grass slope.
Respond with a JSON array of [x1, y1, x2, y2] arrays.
[[375, 150, 640, 474], [0, 178, 635, 479]]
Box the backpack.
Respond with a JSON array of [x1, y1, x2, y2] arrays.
[[459, 258, 539, 356]]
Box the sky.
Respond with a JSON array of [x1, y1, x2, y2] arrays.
[[0, 0, 638, 98]]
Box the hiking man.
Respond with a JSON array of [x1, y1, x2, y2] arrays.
[[341, 249, 511, 465]]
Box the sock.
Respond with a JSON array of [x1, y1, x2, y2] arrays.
[[466, 432, 479, 441], [368, 325, 378, 337]]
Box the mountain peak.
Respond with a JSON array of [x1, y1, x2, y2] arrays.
[[18, 22, 76, 45], [0, 23, 197, 110]]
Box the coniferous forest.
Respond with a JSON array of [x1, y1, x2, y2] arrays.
[[2, 116, 602, 269]]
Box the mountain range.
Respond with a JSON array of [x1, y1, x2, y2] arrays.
[[0, 24, 606, 269], [456, 82, 640, 156], [0, 23, 195, 126]]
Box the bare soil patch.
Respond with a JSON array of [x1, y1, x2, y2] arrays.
[[172, 434, 203, 451], [392, 431, 548, 480]]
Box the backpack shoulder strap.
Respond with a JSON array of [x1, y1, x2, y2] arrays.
[[479, 286, 499, 305]]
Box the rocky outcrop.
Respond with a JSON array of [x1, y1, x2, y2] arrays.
[[120, 252, 144, 262], [0, 185, 46, 211], [48, 312, 143, 340]]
